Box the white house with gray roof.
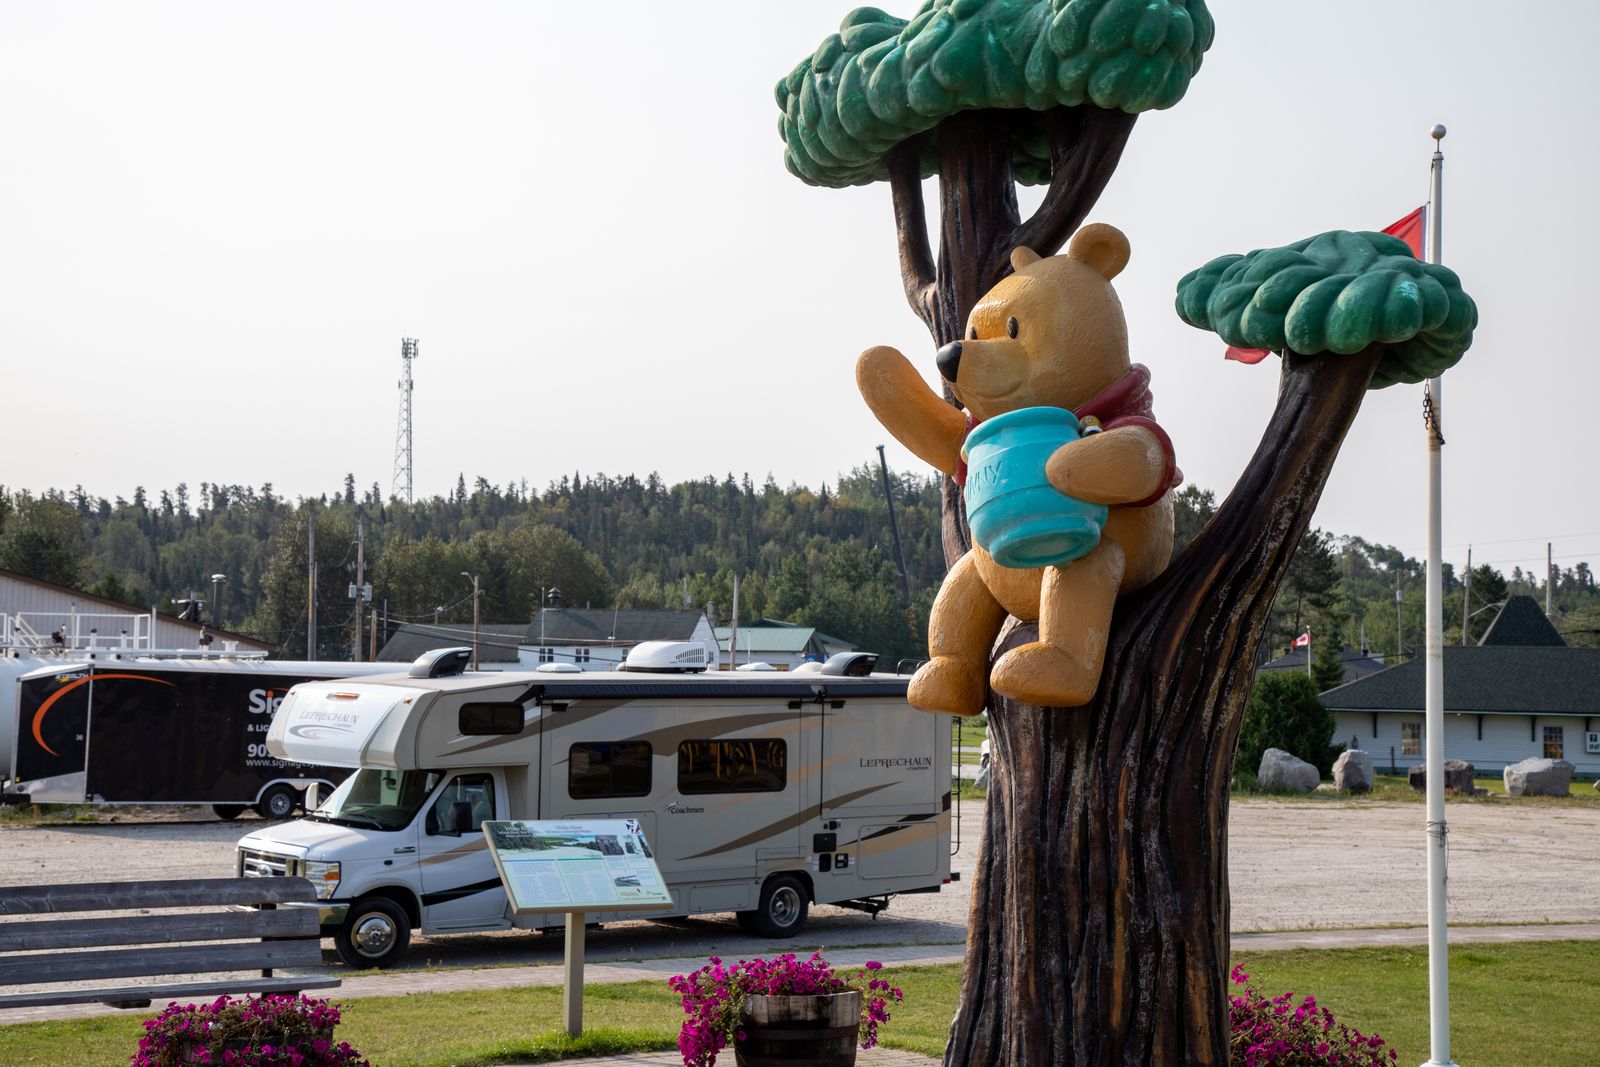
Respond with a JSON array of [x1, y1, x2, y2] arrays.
[[1319, 596, 1600, 775]]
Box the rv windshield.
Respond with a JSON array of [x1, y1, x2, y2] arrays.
[[311, 769, 444, 831]]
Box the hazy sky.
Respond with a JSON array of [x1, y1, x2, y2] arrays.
[[3, 1, 1596, 581]]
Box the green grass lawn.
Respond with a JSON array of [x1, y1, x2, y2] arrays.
[[2, 942, 1593, 1066]]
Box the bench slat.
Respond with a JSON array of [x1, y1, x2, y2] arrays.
[[0, 938, 325, 985], [0, 907, 318, 952], [0, 878, 318, 915], [0, 975, 341, 1010]]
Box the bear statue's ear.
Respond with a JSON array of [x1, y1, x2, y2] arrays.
[[1009, 246, 1042, 271], [1066, 223, 1131, 281]]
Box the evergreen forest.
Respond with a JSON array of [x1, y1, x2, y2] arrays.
[[1, 472, 1595, 668]]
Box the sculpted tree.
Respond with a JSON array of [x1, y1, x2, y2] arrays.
[[780, 5, 1479, 1061], [778, 0, 1215, 555]]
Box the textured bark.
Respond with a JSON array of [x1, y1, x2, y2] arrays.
[[887, 105, 1138, 566], [944, 345, 1384, 1066]]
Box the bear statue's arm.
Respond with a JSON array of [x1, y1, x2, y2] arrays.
[[1045, 424, 1169, 507], [856, 345, 967, 476]]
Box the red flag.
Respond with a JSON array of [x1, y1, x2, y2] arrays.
[[1383, 206, 1426, 258], [1224, 345, 1270, 364], [1293, 631, 1311, 649]]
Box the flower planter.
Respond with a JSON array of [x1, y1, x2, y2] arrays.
[[734, 990, 861, 1067]]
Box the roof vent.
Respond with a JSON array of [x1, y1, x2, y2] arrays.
[[410, 647, 473, 679], [536, 662, 583, 674], [820, 651, 878, 677], [620, 641, 711, 673], [735, 661, 778, 672]]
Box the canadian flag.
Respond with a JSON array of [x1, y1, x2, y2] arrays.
[[1293, 631, 1311, 649], [1225, 207, 1427, 365]]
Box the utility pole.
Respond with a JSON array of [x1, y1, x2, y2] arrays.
[[876, 445, 911, 600], [1395, 576, 1403, 662], [353, 517, 366, 661], [307, 503, 318, 661], [1546, 542, 1554, 618], [462, 572, 481, 670], [1460, 545, 1471, 645]]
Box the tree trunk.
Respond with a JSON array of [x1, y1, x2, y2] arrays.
[[946, 345, 1384, 1066]]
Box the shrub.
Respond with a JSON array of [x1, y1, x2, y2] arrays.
[[668, 952, 902, 1067], [131, 994, 368, 1066], [1229, 966, 1397, 1066], [1239, 671, 1340, 777]]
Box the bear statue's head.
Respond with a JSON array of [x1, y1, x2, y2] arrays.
[[937, 223, 1132, 423]]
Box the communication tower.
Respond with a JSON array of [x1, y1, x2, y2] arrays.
[[392, 338, 419, 503]]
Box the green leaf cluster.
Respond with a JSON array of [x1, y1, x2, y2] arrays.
[[777, 0, 1215, 187], [1175, 230, 1479, 387]]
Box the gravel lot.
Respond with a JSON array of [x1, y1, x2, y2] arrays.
[[2, 797, 1596, 972]]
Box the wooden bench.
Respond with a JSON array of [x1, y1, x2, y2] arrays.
[[0, 877, 339, 1010]]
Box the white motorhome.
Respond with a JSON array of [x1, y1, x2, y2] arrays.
[[239, 647, 954, 968]]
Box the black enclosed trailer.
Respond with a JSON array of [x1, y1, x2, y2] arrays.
[[8, 658, 394, 819]]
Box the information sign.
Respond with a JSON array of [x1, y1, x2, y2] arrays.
[[482, 819, 673, 914]]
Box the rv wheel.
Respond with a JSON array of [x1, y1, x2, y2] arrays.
[[335, 896, 411, 969], [256, 784, 300, 820], [211, 804, 245, 821], [739, 875, 809, 938]]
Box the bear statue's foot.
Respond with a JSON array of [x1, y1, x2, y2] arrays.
[[907, 656, 989, 717], [990, 642, 1099, 708]]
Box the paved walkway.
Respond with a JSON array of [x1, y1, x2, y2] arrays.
[[6, 922, 1597, 1030]]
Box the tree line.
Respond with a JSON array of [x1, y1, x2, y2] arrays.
[[1, 475, 1594, 663]]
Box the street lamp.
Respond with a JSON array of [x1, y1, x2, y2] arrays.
[[461, 572, 481, 670]]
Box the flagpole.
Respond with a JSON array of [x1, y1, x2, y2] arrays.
[[1421, 122, 1458, 1067], [1305, 626, 1312, 679]]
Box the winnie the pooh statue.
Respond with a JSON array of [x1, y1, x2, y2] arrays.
[[857, 223, 1180, 714]]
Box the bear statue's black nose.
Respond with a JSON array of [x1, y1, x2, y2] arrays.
[[936, 340, 963, 382]]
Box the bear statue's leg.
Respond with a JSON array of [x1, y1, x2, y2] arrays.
[[989, 541, 1126, 708], [908, 551, 1007, 717]]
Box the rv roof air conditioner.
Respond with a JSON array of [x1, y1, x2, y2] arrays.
[[410, 647, 474, 679], [620, 641, 710, 673], [820, 651, 878, 677]]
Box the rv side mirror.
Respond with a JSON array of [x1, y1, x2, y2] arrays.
[[424, 808, 440, 836], [445, 800, 473, 835]]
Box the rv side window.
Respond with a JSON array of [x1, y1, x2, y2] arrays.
[[460, 702, 523, 735], [677, 739, 787, 795], [569, 742, 653, 799]]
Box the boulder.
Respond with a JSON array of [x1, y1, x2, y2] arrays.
[[1333, 749, 1373, 792], [1409, 759, 1478, 794], [1503, 757, 1574, 797], [1258, 748, 1320, 793]]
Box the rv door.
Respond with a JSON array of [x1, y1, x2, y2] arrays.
[[418, 769, 509, 930]]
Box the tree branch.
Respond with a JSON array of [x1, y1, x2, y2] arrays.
[[888, 141, 937, 328], [1011, 107, 1139, 259]]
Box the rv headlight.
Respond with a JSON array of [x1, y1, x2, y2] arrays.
[[303, 860, 341, 900]]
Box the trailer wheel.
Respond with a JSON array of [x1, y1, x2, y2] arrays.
[[256, 784, 300, 820], [211, 804, 245, 821], [335, 897, 411, 969], [738, 875, 809, 938]]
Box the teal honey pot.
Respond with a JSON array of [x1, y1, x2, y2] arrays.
[[963, 406, 1107, 569]]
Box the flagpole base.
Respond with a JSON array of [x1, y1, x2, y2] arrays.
[[1420, 1060, 1461, 1066]]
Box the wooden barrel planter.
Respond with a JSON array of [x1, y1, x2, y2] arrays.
[[734, 990, 861, 1067]]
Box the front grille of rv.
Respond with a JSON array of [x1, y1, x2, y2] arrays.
[[239, 848, 297, 879]]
